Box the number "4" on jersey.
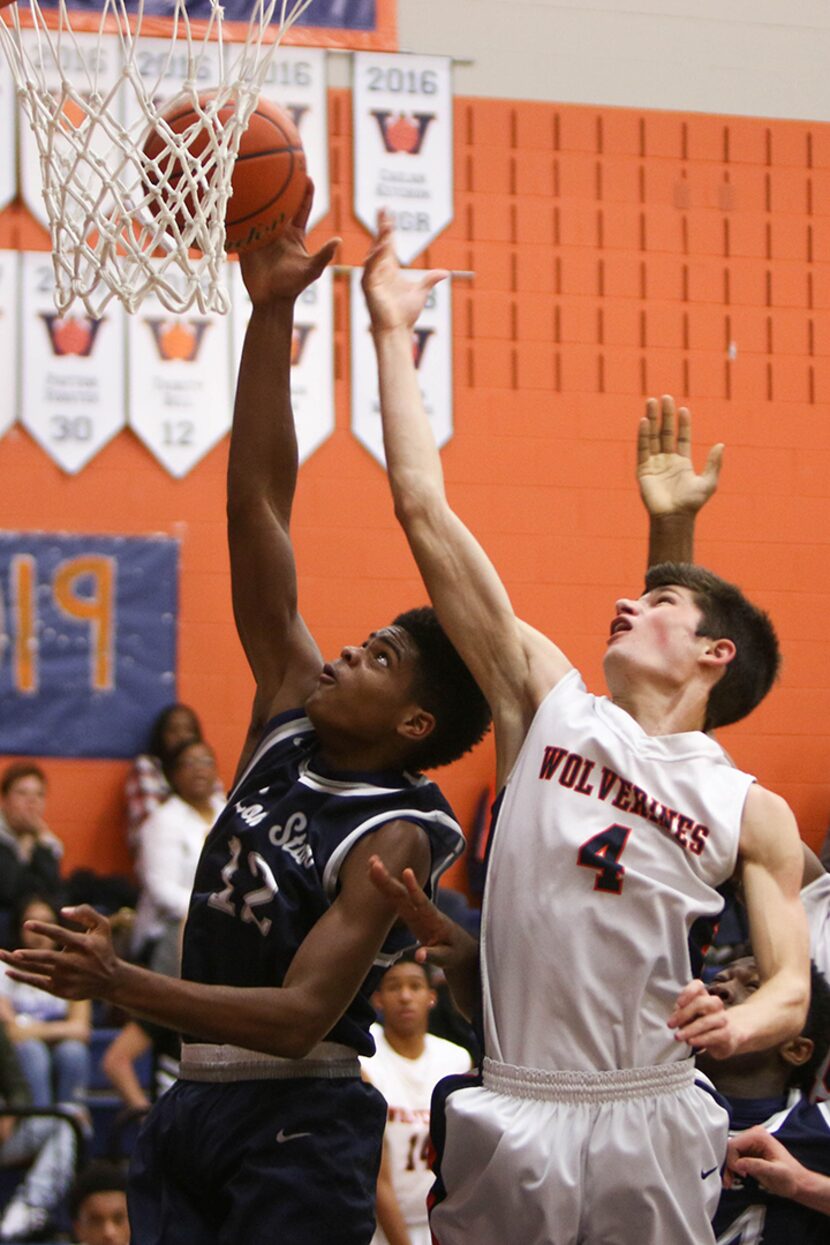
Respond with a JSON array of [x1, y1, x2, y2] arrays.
[[207, 835, 279, 936], [577, 823, 631, 895]]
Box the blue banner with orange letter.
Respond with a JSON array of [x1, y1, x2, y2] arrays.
[[0, 533, 179, 759]]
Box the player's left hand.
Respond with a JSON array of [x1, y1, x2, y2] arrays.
[[637, 395, 724, 518], [362, 210, 448, 334], [0, 905, 121, 1002], [239, 179, 340, 306], [667, 978, 741, 1058]]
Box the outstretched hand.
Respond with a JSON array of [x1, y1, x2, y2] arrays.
[[239, 178, 340, 306], [368, 855, 466, 970], [362, 210, 448, 334], [637, 395, 724, 518], [0, 905, 120, 1002]]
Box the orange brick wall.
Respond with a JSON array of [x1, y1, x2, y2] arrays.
[[1, 91, 829, 883]]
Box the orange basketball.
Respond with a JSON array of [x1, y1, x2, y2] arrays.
[[142, 93, 308, 253]]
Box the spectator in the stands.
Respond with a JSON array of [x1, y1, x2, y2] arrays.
[[124, 703, 222, 853], [0, 1016, 77, 1242], [69, 1161, 130, 1245], [101, 1017, 179, 1113], [0, 764, 62, 913], [0, 895, 91, 1109], [131, 739, 225, 972]]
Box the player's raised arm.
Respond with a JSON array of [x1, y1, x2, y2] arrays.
[[363, 215, 569, 778], [669, 784, 809, 1057], [228, 184, 340, 759], [637, 395, 724, 568]]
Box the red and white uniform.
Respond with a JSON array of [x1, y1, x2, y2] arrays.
[[432, 671, 755, 1245], [362, 1024, 471, 1245]]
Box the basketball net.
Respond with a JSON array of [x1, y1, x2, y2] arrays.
[[0, 0, 317, 315]]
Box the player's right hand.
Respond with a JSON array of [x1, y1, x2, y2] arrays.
[[0, 904, 120, 1002], [726, 1126, 804, 1197], [240, 179, 340, 306]]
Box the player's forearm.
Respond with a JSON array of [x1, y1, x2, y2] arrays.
[[373, 325, 447, 520], [791, 1168, 830, 1215], [728, 972, 809, 1055], [647, 513, 695, 567], [228, 300, 297, 521], [105, 960, 326, 1060]]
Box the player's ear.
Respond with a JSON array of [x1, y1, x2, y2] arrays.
[[397, 708, 436, 744], [780, 1035, 813, 1070], [428, 989, 437, 1009], [700, 637, 735, 670], [371, 991, 383, 1014]]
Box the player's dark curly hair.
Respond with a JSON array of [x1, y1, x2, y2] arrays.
[[393, 606, 491, 771], [791, 961, 830, 1092], [644, 563, 780, 732]]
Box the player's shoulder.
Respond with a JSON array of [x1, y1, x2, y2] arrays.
[[741, 781, 796, 841]]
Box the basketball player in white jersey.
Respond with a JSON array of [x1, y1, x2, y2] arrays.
[[361, 213, 810, 1245], [361, 956, 471, 1245]]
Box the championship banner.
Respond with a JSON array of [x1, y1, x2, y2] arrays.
[[353, 52, 453, 264], [0, 251, 17, 439], [238, 47, 330, 230], [350, 267, 452, 466], [0, 532, 179, 759], [20, 252, 126, 474], [18, 29, 122, 230], [0, 55, 14, 211], [127, 265, 233, 477], [229, 261, 334, 465]]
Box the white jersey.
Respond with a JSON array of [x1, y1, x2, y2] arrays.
[[802, 872, 830, 1102], [482, 670, 754, 1073], [361, 1024, 471, 1240]]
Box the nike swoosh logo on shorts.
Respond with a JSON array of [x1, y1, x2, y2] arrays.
[[276, 1129, 312, 1143], [700, 1165, 719, 1179]]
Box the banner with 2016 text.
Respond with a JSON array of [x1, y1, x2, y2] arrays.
[[0, 533, 179, 758], [353, 51, 453, 264]]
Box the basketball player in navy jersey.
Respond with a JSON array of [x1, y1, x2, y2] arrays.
[[360, 213, 809, 1245], [705, 956, 830, 1243], [0, 189, 490, 1245]]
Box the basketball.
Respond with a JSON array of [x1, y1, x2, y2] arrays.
[[142, 93, 308, 253]]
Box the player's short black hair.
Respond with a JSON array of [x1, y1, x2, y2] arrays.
[[0, 761, 46, 797], [68, 1160, 128, 1221], [378, 949, 435, 988], [791, 961, 830, 1092], [393, 606, 491, 771], [644, 563, 780, 731]]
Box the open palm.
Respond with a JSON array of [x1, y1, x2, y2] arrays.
[[637, 395, 723, 517]]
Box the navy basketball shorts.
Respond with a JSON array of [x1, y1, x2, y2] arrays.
[[429, 1059, 729, 1245], [128, 1075, 387, 1245]]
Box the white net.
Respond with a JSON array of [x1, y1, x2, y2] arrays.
[[0, 0, 316, 315]]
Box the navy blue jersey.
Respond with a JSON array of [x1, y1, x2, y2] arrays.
[[714, 1091, 830, 1244], [181, 709, 465, 1056]]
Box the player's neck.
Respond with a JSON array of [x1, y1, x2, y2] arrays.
[[384, 1029, 427, 1060], [611, 680, 707, 737], [315, 737, 410, 776], [712, 1065, 790, 1101]]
